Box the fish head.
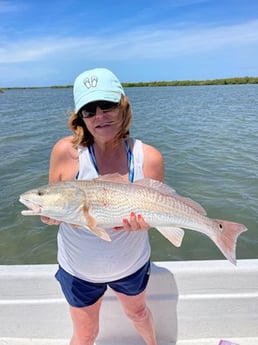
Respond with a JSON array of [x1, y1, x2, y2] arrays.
[[19, 182, 86, 219]]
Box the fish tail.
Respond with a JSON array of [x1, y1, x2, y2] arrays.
[[213, 219, 247, 265]]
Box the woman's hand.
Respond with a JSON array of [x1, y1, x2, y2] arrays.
[[113, 212, 150, 231], [41, 216, 61, 226]]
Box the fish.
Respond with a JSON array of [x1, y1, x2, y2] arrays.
[[19, 174, 247, 265]]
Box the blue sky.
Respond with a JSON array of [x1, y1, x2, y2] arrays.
[[1, 0, 258, 87]]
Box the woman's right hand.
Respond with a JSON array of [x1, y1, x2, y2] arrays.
[[41, 216, 61, 226]]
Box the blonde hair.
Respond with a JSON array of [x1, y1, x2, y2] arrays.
[[68, 95, 132, 147]]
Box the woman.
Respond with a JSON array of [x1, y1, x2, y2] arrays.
[[42, 67, 164, 345]]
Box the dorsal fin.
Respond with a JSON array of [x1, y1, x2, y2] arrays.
[[175, 195, 207, 215], [96, 173, 127, 184], [133, 178, 177, 195]]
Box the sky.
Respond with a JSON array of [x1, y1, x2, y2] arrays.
[[1, 0, 258, 87]]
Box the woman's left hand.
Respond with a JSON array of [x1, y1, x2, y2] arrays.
[[113, 212, 150, 231]]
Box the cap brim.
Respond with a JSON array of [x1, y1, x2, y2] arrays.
[[76, 90, 122, 112]]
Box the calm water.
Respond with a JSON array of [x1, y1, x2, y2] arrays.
[[0, 85, 257, 265]]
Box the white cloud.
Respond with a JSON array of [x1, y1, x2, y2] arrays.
[[0, 37, 83, 63], [0, 19, 257, 86], [2, 19, 256, 64], [113, 20, 258, 58]]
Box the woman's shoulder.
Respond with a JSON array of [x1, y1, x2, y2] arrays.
[[51, 136, 74, 153], [142, 142, 163, 160], [51, 136, 78, 160], [53, 135, 74, 149], [49, 136, 79, 182], [132, 139, 163, 162]]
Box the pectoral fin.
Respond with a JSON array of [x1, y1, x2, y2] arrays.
[[82, 206, 111, 241], [87, 225, 111, 242], [156, 227, 185, 247]]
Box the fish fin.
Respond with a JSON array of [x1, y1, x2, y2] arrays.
[[96, 173, 127, 184], [88, 225, 111, 242], [156, 226, 185, 247], [82, 206, 111, 241], [213, 219, 248, 265], [134, 179, 206, 215], [176, 196, 207, 215], [133, 178, 177, 194]]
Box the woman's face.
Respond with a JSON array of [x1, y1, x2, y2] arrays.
[[81, 102, 122, 143]]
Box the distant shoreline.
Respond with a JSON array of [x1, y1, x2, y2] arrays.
[[1, 76, 258, 91]]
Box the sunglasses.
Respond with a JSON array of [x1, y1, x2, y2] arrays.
[[79, 101, 119, 118]]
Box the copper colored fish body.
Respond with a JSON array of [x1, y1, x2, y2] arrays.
[[19, 174, 247, 264]]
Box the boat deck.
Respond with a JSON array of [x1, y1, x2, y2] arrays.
[[1, 337, 258, 345], [1, 260, 258, 345], [0, 337, 257, 344]]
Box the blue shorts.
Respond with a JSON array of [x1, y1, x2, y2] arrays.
[[55, 260, 151, 307]]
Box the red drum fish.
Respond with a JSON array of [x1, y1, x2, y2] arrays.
[[19, 174, 247, 264]]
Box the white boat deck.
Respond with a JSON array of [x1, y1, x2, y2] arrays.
[[0, 338, 257, 345], [1, 260, 258, 345]]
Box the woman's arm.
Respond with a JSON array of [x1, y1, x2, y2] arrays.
[[142, 143, 165, 182]]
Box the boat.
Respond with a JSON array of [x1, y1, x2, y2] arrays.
[[1, 259, 257, 345]]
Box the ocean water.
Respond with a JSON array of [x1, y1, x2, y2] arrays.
[[0, 85, 257, 265]]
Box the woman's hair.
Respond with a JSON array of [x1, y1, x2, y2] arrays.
[[68, 95, 132, 147]]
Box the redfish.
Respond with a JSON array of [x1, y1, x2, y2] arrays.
[[19, 174, 247, 264]]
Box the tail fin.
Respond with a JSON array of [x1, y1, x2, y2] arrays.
[[213, 219, 247, 265]]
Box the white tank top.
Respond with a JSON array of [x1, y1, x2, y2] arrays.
[[57, 139, 151, 282]]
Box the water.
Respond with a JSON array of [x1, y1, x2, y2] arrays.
[[0, 85, 257, 265]]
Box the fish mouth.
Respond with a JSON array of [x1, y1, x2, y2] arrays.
[[19, 197, 42, 215]]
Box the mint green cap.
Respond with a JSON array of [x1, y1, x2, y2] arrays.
[[73, 68, 125, 112]]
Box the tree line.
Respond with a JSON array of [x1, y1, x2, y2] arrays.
[[122, 76, 258, 87], [1, 76, 258, 92]]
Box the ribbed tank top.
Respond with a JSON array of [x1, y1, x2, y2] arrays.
[[57, 139, 151, 282]]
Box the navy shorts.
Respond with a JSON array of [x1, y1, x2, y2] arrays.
[[55, 260, 151, 307]]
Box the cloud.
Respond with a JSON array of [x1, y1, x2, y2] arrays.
[[0, 37, 82, 63], [1, 18, 257, 86], [110, 20, 258, 59], [1, 19, 257, 64]]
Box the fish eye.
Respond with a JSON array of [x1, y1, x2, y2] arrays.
[[37, 190, 44, 196]]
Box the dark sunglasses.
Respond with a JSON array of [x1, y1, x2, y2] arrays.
[[79, 101, 119, 118]]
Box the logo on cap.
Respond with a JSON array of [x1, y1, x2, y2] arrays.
[[83, 76, 98, 89]]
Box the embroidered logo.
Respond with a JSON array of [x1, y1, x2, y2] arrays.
[[83, 76, 98, 88]]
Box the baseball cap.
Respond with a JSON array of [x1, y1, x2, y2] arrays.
[[73, 68, 125, 112]]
